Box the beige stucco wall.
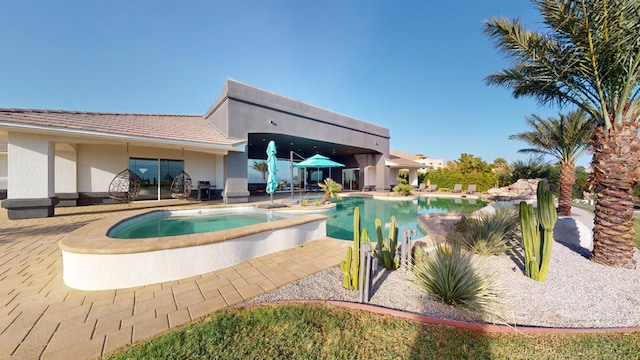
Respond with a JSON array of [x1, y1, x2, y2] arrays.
[[7, 133, 55, 199], [76, 144, 220, 193], [0, 153, 6, 190], [55, 146, 77, 193]]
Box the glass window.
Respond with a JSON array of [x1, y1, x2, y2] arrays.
[[129, 158, 184, 200]]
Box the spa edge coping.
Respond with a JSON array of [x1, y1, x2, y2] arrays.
[[58, 205, 328, 255]]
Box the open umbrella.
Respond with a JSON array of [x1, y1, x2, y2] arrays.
[[266, 140, 278, 203], [294, 154, 345, 190]]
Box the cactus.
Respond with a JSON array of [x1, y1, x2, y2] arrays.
[[374, 215, 399, 270], [341, 207, 370, 290], [519, 181, 557, 281]]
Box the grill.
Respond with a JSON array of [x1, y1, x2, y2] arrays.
[[197, 181, 212, 201]]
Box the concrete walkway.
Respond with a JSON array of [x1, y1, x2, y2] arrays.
[[0, 198, 350, 359]]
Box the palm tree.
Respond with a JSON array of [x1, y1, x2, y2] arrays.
[[318, 178, 342, 204], [484, 0, 640, 268], [510, 110, 593, 216], [252, 161, 268, 182]]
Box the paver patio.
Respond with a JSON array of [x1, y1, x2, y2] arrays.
[[0, 198, 350, 359]]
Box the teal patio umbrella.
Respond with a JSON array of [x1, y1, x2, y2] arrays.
[[266, 140, 278, 203], [294, 154, 345, 190]]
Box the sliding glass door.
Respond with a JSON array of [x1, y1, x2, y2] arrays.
[[342, 168, 360, 191], [129, 158, 184, 200]]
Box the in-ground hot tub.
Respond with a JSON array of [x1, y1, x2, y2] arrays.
[[58, 206, 327, 290]]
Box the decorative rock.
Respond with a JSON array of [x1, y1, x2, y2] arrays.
[[486, 178, 547, 201]]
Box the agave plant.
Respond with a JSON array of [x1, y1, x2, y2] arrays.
[[412, 243, 501, 315], [450, 206, 519, 256]]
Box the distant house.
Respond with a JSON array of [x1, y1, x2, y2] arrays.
[[0, 80, 394, 219], [389, 151, 444, 173]]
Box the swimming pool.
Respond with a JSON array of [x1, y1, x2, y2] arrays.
[[326, 196, 486, 240], [108, 208, 284, 239]]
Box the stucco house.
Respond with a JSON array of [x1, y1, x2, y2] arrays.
[[0, 79, 393, 219]]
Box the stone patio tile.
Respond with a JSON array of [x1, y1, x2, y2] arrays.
[[173, 288, 205, 309], [132, 315, 169, 343], [167, 307, 192, 329], [102, 326, 133, 357], [120, 310, 157, 328], [235, 283, 265, 300], [188, 296, 228, 320], [134, 294, 176, 315], [45, 319, 98, 354], [218, 284, 243, 306], [43, 335, 105, 360]]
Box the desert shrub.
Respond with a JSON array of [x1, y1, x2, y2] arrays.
[[450, 207, 519, 256], [392, 177, 413, 195], [412, 243, 501, 314]]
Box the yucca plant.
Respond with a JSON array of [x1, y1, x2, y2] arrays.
[[450, 206, 519, 256], [412, 243, 501, 315]]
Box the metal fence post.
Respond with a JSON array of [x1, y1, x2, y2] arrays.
[[359, 243, 372, 303], [401, 228, 416, 270]]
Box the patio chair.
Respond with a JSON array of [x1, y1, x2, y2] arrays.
[[170, 171, 193, 199], [416, 183, 426, 192], [108, 169, 141, 203], [466, 184, 477, 194], [452, 184, 462, 193], [428, 184, 437, 192]]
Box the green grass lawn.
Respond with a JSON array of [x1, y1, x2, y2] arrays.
[[106, 303, 640, 360]]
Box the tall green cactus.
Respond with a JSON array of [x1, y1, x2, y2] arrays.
[[519, 181, 557, 281], [374, 215, 399, 270], [341, 207, 371, 290]]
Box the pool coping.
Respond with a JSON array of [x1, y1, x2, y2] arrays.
[[58, 204, 327, 255]]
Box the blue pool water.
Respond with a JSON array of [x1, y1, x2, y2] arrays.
[[108, 211, 283, 239], [107, 197, 486, 240], [326, 196, 486, 240]]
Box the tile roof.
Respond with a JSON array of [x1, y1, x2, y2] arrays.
[[0, 109, 244, 147], [385, 155, 424, 168]]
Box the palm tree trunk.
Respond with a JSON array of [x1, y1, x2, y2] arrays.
[[557, 162, 575, 216], [590, 122, 640, 269]]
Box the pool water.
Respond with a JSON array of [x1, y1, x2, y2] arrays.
[[108, 211, 283, 239], [326, 196, 486, 240]]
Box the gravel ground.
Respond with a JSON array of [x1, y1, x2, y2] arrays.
[[246, 207, 640, 328]]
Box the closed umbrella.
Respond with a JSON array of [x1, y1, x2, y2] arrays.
[[266, 140, 278, 203]]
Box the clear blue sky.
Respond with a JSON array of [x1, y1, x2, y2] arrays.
[[1, 1, 588, 167]]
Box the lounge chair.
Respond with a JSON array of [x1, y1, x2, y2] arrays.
[[466, 184, 477, 194], [416, 183, 426, 192], [452, 184, 462, 193], [428, 184, 437, 192]]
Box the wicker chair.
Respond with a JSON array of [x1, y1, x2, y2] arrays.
[[170, 171, 193, 199], [108, 169, 141, 203]]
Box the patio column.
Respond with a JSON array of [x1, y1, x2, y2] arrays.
[[375, 155, 390, 192], [222, 152, 250, 204], [1, 133, 59, 219], [55, 144, 79, 207]]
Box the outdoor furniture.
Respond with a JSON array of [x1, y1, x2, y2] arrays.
[[416, 183, 426, 192], [108, 169, 141, 203], [452, 184, 462, 193], [466, 184, 477, 194], [170, 171, 193, 199], [428, 184, 437, 192]]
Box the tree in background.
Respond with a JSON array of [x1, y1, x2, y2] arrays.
[[456, 153, 491, 175], [491, 157, 511, 187], [510, 110, 593, 216], [252, 161, 269, 182], [485, 0, 640, 268]]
